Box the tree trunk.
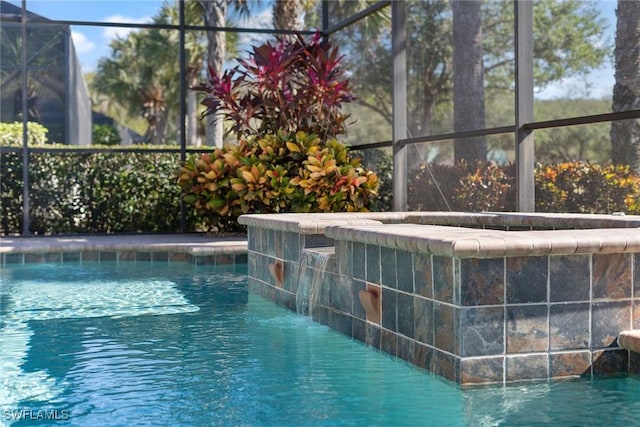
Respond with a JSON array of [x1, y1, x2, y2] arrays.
[[186, 68, 199, 146], [610, 0, 640, 171], [201, 0, 227, 148], [452, 0, 486, 164], [143, 104, 168, 145], [273, 0, 302, 31]]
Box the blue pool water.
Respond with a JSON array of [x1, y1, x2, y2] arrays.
[[1, 261, 640, 426]]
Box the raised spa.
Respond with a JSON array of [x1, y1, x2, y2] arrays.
[[239, 211, 640, 386]]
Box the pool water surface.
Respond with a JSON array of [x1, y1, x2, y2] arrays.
[[1, 262, 640, 426]]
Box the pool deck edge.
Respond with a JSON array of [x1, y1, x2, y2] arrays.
[[0, 234, 248, 256]]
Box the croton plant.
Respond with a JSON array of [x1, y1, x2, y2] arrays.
[[179, 33, 379, 232], [178, 131, 378, 231]]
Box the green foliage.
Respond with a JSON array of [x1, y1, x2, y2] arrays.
[[330, 0, 609, 147], [352, 148, 393, 212], [529, 0, 609, 89], [178, 132, 379, 232], [182, 33, 378, 230], [457, 162, 516, 211], [535, 162, 640, 214], [534, 99, 611, 163], [408, 160, 640, 214], [408, 162, 453, 212], [0, 151, 195, 235], [0, 122, 48, 145], [92, 124, 121, 146]]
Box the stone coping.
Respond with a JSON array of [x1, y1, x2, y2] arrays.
[[324, 223, 640, 258], [239, 211, 640, 234], [407, 211, 640, 228], [238, 212, 403, 233], [0, 234, 247, 256]]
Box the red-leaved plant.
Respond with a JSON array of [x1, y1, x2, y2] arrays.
[[193, 33, 355, 142]]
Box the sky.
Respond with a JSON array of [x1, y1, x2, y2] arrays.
[[6, 0, 620, 100], [6, 0, 274, 73]]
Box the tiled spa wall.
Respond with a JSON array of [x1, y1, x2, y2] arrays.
[[241, 213, 640, 386], [1, 250, 247, 267], [245, 225, 334, 310], [333, 241, 640, 385]]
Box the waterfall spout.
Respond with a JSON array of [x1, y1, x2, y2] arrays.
[[296, 248, 333, 317]]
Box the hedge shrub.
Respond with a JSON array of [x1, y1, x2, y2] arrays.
[[409, 160, 640, 214], [1, 151, 195, 235], [4, 151, 640, 236], [0, 122, 48, 145]]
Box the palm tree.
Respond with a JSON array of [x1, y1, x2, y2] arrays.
[[610, 0, 640, 171], [156, 1, 208, 146], [199, 0, 251, 147], [93, 29, 174, 145], [273, 0, 303, 31]]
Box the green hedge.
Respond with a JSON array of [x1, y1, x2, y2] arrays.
[[0, 122, 48, 145], [4, 152, 638, 235], [1, 151, 197, 235]]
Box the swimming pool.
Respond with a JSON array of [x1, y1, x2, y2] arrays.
[[1, 261, 640, 426]]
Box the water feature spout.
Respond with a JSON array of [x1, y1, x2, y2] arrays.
[[358, 285, 381, 324], [296, 248, 333, 317], [618, 330, 640, 353], [269, 260, 284, 287]]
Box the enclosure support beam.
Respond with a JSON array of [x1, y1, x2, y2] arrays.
[[392, 0, 408, 212], [179, 0, 187, 232], [515, 0, 535, 212], [321, 0, 329, 35], [21, 0, 30, 235]]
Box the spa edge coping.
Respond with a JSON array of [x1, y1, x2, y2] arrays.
[[0, 234, 247, 256], [324, 224, 640, 258], [239, 212, 640, 258], [238, 211, 640, 234]]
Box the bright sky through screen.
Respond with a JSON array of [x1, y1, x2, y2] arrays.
[[6, 0, 619, 100]]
